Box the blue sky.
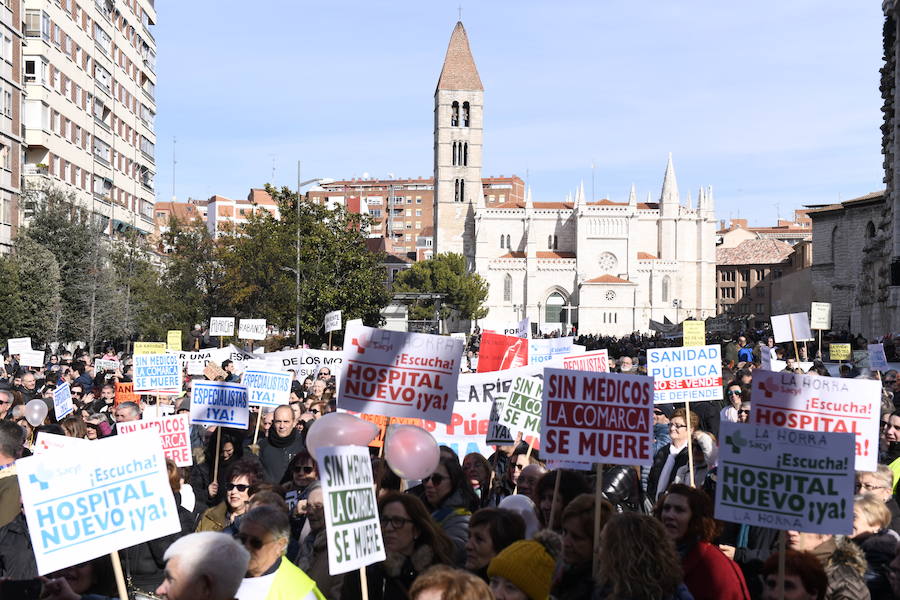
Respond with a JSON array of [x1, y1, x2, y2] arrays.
[[154, 2, 884, 226]]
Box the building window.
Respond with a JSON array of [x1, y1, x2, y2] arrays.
[[500, 234, 505, 249], [866, 221, 875, 239], [503, 274, 512, 302], [721, 287, 735, 299], [756, 303, 764, 313], [545, 292, 567, 324], [506, 234, 511, 249], [451, 101, 459, 127], [662, 275, 671, 303], [462, 101, 470, 127], [463, 142, 468, 165], [454, 178, 465, 202], [755, 269, 765, 280]]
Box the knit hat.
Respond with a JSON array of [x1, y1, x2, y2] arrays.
[[487, 531, 558, 600]]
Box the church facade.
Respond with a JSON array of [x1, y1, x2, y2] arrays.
[[433, 23, 717, 335]]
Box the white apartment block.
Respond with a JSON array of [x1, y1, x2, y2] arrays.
[[23, 0, 157, 236], [0, 1, 22, 251], [206, 189, 280, 239]]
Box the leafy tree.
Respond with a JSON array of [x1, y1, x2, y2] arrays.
[[393, 252, 488, 326], [0, 254, 23, 341], [12, 236, 61, 346]]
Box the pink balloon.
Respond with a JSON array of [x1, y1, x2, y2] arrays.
[[305, 412, 379, 460], [384, 424, 440, 480]]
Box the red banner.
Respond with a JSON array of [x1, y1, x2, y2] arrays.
[[477, 332, 528, 373]]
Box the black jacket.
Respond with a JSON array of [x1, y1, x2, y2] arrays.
[[258, 429, 306, 483], [646, 444, 689, 503], [0, 514, 37, 579]]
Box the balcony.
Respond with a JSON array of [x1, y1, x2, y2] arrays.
[[25, 164, 48, 175]]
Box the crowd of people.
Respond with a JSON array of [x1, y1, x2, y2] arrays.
[[0, 331, 900, 599]]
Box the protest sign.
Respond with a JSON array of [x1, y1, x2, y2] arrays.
[[338, 324, 462, 423], [167, 330, 182, 352], [715, 422, 854, 534], [118, 414, 192, 467], [498, 376, 543, 437], [477, 332, 528, 372], [134, 342, 167, 355], [830, 344, 851, 361], [517, 317, 530, 339], [481, 319, 528, 338], [95, 358, 120, 371], [18, 430, 181, 574], [868, 344, 889, 371], [324, 310, 342, 333], [133, 354, 181, 394], [238, 319, 267, 340], [264, 348, 343, 382], [53, 382, 73, 420], [33, 431, 87, 455], [646, 344, 723, 404], [242, 369, 292, 407], [352, 413, 423, 448], [209, 317, 235, 337], [203, 362, 227, 381], [760, 348, 789, 373], [682, 321, 705, 347], [19, 349, 45, 367], [318, 445, 385, 574], [190, 381, 249, 428], [853, 350, 870, 369], [347, 318, 363, 328], [115, 382, 139, 406], [561, 349, 609, 373], [810, 302, 832, 331], [752, 370, 881, 470], [529, 337, 575, 365], [7, 336, 31, 354], [206, 344, 265, 375], [541, 368, 654, 465], [771, 312, 814, 343]]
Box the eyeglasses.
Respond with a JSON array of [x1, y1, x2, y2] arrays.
[[293, 465, 315, 474], [227, 483, 250, 492], [423, 473, 446, 486], [855, 482, 887, 492], [669, 423, 687, 430], [653, 410, 665, 416], [310, 409, 320, 415], [380, 516, 414, 530], [737, 409, 751, 415], [237, 533, 274, 551], [727, 390, 742, 396]]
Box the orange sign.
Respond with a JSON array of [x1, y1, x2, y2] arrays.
[[115, 382, 139, 406], [359, 413, 423, 448]]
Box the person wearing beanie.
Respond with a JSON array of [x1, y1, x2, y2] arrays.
[[487, 530, 560, 600]]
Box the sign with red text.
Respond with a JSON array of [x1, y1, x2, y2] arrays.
[[752, 370, 881, 471], [477, 332, 528, 373], [352, 413, 423, 449], [562, 349, 609, 373], [118, 414, 193, 467], [541, 368, 654, 464], [338, 324, 463, 423], [647, 345, 723, 404]]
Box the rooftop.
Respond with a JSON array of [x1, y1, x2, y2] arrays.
[[716, 239, 795, 266]]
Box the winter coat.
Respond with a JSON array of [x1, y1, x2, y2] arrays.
[[0, 513, 37, 579], [0, 466, 20, 528], [852, 530, 897, 599], [647, 444, 689, 503], [552, 561, 594, 600], [258, 429, 306, 483], [593, 582, 695, 600], [714, 523, 779, 599], [195, 501, 230, 533], [341, 545, 443, 600], [887, 497, 900, 535], [430, 488, 472, 565], [681, 540, 750, 600], [811, 536, 871, 600], [295, 528, 344, 600]]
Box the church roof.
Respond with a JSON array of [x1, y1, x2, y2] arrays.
[[716, 239, 795, 266], [584, 274, 633, 284], [436, 22, 483, 91], [537, 251, 575, 259], [638, 252, 658, 260], [498, 251, 526, 258]]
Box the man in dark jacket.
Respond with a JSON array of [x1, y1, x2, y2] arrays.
[[0, 419, 24, 529], [257, 405, 305, 483]]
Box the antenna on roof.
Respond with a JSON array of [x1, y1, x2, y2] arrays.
[[458, 4, 462, 20], [171, 136, 176, 202]]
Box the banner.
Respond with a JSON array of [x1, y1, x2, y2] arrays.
[[134, 342, 167, 355], [529, 337, 574, 365], [318, 445, 385, 575], [771, 312, 814, 343], [810, 302, 832, 330], [752, 370, 881, 471], [18, 430, 181, 574], [7, 336, 31, 354], [324, 310, 342, 333], [477, 332, 528, 373], [190, 381, 249, 428], [481, 319, 528, 339], [647, 344, 723, 404], [498, 376, 542, 437], [242, 369, 292, 408], [133, 354, 181, 394], [53, 382, 73, 420], [561, 349, 609, 373], [95, 358, 120, 371], [353, 413, 423, 448], [238, 319, 267, 340], [118, 414, 192, 467], [868, 343, 889, 371], [19, 349, 45, 368], [682, 321, 706, 347], [264, 348, 343, 382], [715, 422, 854, 535], [167, 330, 182, 352], [830, 344, 851, 361], [541, 368, 654, 465], [209, 317, 235, 337], [115, 382, 139, 406], [338, 324, 462, 423]]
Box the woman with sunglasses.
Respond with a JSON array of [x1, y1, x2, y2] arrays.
[[423, 450, 479, 564], [281, 450, 319, 537], [720, 381, 745, 424], [294, 482, 344, 599], [190, 429, 244, 515], [647, 408, 700, 503], [196, 458, 264, 533], [342, 492, 455, 600]]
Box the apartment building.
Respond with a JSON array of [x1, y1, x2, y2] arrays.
[[0, 1, 22, 251], [206, 188, 279, 239], [23, 0, 157, 236]]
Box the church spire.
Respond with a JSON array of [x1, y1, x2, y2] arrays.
[[436, 22, 483, 92], [628, 183, 637, 206], [525, 185, 533, 209], [575, 180, 585, 207], [660, 152, 679, 205]]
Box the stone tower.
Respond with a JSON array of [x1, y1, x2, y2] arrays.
[[434, 22, 484, 268], [658, 153, 679, 260]]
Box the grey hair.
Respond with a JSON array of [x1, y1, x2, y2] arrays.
[[163, 532, 249, 599], [117, 401, 141, 417], [243, 504, 291, 542], [858, 465, 894, 488]]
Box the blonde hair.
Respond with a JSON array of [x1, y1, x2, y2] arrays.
[[855, 494, 891, 529]]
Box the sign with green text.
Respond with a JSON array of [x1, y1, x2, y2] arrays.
[[498, 376, 543, 437]]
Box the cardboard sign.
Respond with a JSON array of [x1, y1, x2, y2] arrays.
[[324, 310, 342, 333], [32, 431, 87, 455], [318, 445, 385, 574], [498, 376, 542, 437], [561, 350, 609, 373], [715, 422, 854, 535], [133, 354, 182, 394], [118, 414, 193, 467], [353, 413, 423, 448], [810, 302, 832, 330], [830, 344, 851, 361], [95, 358, 120, 371], [682, 321, 706, 347], [203, 363, 227, 381], [477, 332, 528, 373], [868, 343, 889, 371], [242, 369, 292, 407], [18, 430, 181, 574], [167, 330, 182, 352], [19, 350, 45, 368], [53, 382, 73, 420], [529, 337, 574, 365], [752, 370, 881, 471], [338, 324, 463, 423], [115, 382, 139, 406], [647, 344, 723, 404], [541, 368, 654, 465], [189, 380, 249, 428], [771, 312, 814, 343], [238, 319, 267, 340], [134, 342, 167, 355], [209, 317, 235, 337], [7, 336, 31, 354]]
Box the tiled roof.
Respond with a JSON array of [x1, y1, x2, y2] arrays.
[[716, 239, 795, 266], [418, 226, 434, 237], [637, 202, 659, 210], [537, 251, 575, 259], [498, 251, 526, 258], [584, 274, 632, 284], [436, 22, 483, 91], [638, 252, 658, 260]]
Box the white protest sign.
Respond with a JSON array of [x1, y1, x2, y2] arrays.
[[208, 344, 265, 375], [771, 312, 814, 343], [715, 422, 854, 534], [347, 318, 363, 328], [7, 337, 31, 354], [481, 320, 527, 338], [19, 349, 45, 368], [18, 430, 181, 574], [752, 370, 881, 471], [810, 302, 832, 331], [541, 368, 654, 465], [190, 381, 249, 428], [32, 431, 88, 455], [264, 348, 343, 379], [498, 376, 542, 437], [868, 344, 889, 371], [517, 317, 530, 339], [242, 369, 292, 408], [562, 349, 609, 373], [133, 354, 182, 394], [53, 382, 73, 420], [646, 344, 723, 404], [117, 414, 193, 467], [324, 310, 342, 333], [209, 317, 235, 337], [338, 324, 463, 423], [318, 445, 385, 574], [95, 358, 120, 371], [529, 337, 574, 364], [238, 319, 267, 340]]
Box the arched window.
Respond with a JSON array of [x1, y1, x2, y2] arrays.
[[451, 101, 459, 127], [504, 274, 512, 302], [500, 234, 505, 249], [553, 235, 558, 250], [452, 142, 458, 166], [545, 292, 566, 324], [548, 235, 553, 249], [454, 179, 460, 202], [462, 101, 470, 127], [662, 275, 671, 303], [459, 179, 465, 202], [506, 234, 511, 249], [463, 142, 468, 166], [867, 221, 876, 239]]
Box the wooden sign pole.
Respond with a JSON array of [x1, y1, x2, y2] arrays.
[[685, 400, 695, 487], [592, 462, 605, 578], [212, 427, 222, 482]]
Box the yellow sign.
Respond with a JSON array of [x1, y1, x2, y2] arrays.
[[682, 321, 706, 347], [134, 342, 167, 355], [167, 330, 182, 352], [830, 343, 851, 361]]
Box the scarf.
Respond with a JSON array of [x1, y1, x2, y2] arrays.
[[267, 427, 299, 449]]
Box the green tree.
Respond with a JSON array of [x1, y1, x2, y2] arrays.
[[0, 254, 23, 341], [393, 252, 489, 326], [12, 236, 61, 346]]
